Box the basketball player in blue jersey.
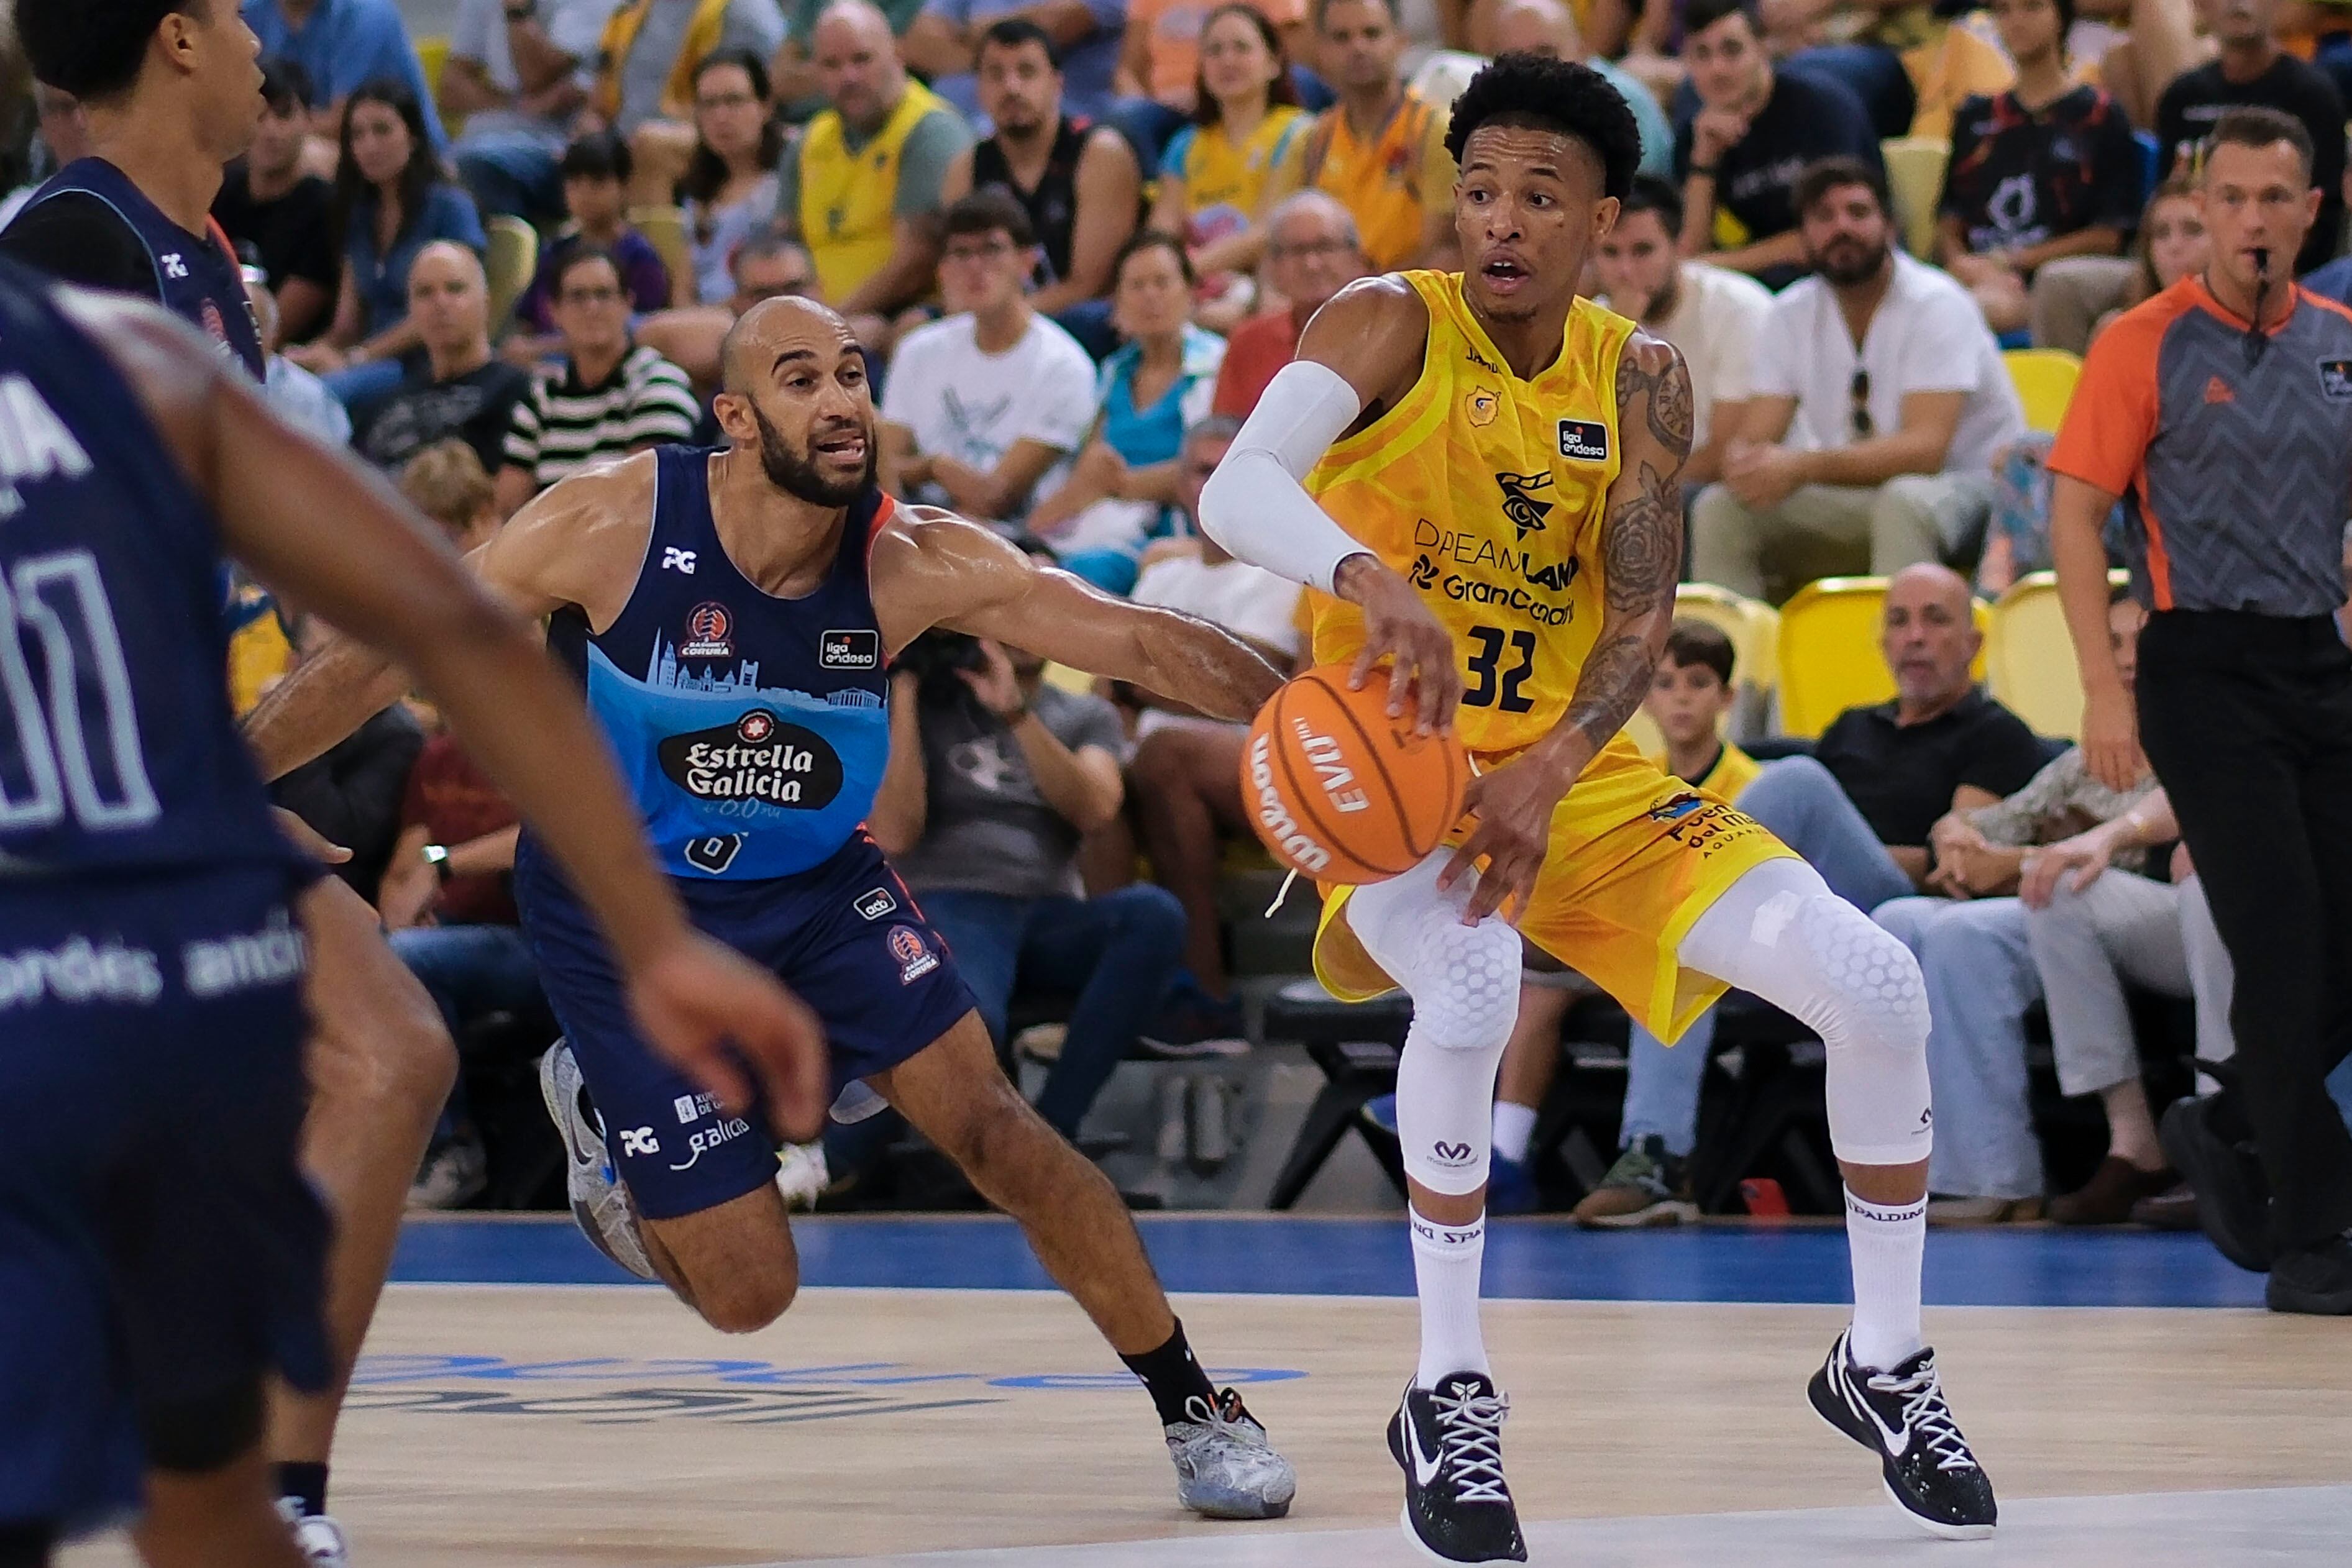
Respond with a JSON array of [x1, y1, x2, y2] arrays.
[[4, 11, 480, 1557], [244, 294, 1304, 1520], [0, 260, 824, 1568]]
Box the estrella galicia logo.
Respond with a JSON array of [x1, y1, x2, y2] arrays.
[[658, 709, 844, 809], [2321, 358, 2352, 399], [1524, 557, 1576, 593], [682, 834, 745, 874], [681, 601, 733, 660], [1557, 419, 1610, 462], [820, 628, 881, 670], [888, 925, 940, 984], [1408, 554, 1440, 590], [1431, 1140, 1474, 1166], [1495, 471, 1555, 539], [1648, 794, 1706, 822], [854, 886, 899, 921]]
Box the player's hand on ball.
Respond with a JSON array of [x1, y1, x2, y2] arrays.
[[1335, 555, 1462, 734], [626, 936, 830, 1141], [1440, 757, 1565, 924], [2080, 683, 2146, 795]]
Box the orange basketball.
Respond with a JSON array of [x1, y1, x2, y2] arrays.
[[1240, 663, 1469, 885]]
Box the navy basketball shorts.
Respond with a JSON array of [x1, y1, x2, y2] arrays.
[[0, 865, 330, 1531], [514, 831, 976, 1221]]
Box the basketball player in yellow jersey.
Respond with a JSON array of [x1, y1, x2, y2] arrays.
[[1199, 54, 1997, 1564]]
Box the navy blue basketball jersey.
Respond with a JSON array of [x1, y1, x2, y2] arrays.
[[0, 258, 291, 880], [5, 158, 264, 380], [547, 447, 894, 881]]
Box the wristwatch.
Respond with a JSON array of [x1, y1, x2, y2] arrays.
[[421, 843, 453, 883]]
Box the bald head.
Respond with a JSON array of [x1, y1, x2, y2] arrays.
[[408, 240, 491, 367], [813, 0, 905, 128], [1881, 563, 1980, 714], [1483, 0, 1583, 60], [716, 296, 879, 505]]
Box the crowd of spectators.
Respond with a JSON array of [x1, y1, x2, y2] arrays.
[[12, 0, 2352, 1237]]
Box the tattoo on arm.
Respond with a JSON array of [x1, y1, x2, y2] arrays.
[[1561, 340, 1696, 747]]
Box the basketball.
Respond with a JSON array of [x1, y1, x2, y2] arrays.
[[1240, 663, 1469, 883]]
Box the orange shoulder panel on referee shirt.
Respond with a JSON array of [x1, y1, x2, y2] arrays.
[[2045, 280, 2202, 498]]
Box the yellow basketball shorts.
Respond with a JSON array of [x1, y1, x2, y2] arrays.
[[1313, 750, 1795, 1044]]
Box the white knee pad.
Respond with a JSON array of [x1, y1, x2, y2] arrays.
[[1683, 860, 1933, 1168], [1350, 855, 1521, 1195], [1790, 893, 1934, 1167]]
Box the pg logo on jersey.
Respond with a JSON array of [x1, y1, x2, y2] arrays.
[[1557, 419, 1609, 462]]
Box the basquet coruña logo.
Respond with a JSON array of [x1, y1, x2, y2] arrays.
[[888, 925, 939, 983], [681, 602, 733, 659], [657, 709, 844, 808]]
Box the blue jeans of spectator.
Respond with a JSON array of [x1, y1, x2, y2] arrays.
[[1618, 757, 1917, 1155], [389, 922, 544, 1141], [323, 356, 405, 408], [920, 885, 1187, 1139], [453, 126, 565, 224], [1872, 896, 2044, 1200]]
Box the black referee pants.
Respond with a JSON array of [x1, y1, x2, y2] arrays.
[[2136, 610, 2352, 1253]]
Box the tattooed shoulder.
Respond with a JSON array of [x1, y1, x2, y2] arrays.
[[1613, 331, 1695, 464]]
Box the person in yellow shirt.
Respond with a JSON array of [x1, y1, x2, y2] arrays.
[[1267, 0, 1455, 271], [1195, 53, 1996, 1556], [775, 0, 972, 343]]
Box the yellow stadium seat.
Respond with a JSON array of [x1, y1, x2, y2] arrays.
[[1882, 137, 1949, 261], [1042, 662, 1094, 695], [2003, 347, 2083, 435], [1777, 577, 1990, 738], [1675, 582, 1779, 693], [484, 214, 538, 334], [416, 35, 451, 105], [1984, 568, 2133, 739], [630, 204, 693, 308]]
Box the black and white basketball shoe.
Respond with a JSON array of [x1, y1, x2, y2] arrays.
[[1387, 1372, 1526, 1564], [1809, 1328, 1997, 1539]]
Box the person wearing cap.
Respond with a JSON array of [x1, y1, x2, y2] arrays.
[[2048, 103, 2352, 1315]]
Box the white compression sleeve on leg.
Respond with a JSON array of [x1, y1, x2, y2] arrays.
[[1347, 854, 1522, 1194], [1196, 359, 1370, 594], [1676, 857, 1933, 1167]]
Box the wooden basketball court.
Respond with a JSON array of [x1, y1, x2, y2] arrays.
[[55, 1215, 2352, 1566]]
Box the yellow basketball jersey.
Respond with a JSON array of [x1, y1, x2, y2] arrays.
[[1306, 270, 1635, 760]]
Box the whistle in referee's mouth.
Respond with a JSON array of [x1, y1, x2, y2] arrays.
[[2253, 247, 2272, 278]]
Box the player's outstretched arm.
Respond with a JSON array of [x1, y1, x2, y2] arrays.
[[1195, 276, 1465, 733], [1443, 333, 1694, 923], [872, 509, 1289, 720], [70, 291, 825, 1137]]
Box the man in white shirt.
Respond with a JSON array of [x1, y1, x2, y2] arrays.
[[1127, 417, 1302, 1039], [881, 189, 1097, 524], [1690, 156, 2029, 603], [1593, 173, 1771, 488]]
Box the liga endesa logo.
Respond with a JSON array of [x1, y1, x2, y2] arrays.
[[1247, 731, 1332, 873]]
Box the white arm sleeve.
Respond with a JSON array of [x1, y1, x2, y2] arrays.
[[1196, 358, 1374, 595]]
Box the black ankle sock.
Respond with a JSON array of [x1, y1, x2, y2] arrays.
[[275, 1461, 328, 1518], [1119, 1318, 1219, 1427]]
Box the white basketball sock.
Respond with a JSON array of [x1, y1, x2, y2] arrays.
[[1491, 1101, 1538, 1166], [1409, 1207, 1491, 1388], [1844, 1188, 1926, 1372]]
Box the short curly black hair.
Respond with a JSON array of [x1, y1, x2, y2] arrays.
[[1445, 53, 1641, 204]]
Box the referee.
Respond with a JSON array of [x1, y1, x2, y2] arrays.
[[2048, 106, 2352, 1315]]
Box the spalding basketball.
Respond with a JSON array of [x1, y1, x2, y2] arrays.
[[1241, 664, 1469, 885]]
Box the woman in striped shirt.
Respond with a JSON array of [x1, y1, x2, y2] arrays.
[[496, 246, 703, 515]]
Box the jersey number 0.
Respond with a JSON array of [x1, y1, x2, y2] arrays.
[[0, 550, 162, 832]]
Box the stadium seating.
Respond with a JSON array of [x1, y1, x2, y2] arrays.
[[1984, 568, 2133, 740], [485, 214, 538, 334], [1623, 583, 1779, 755], [1775, 575, 1990, 737], [629, 205, 694, 308], [2003, 347, 2083, 435], [1881, 136, 1949, 260]]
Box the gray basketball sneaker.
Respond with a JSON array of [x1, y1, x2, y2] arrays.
[[538, 1041, 656, 1281], [1164, 1388, 1296, 1519]]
